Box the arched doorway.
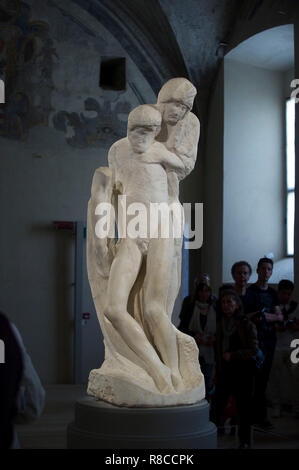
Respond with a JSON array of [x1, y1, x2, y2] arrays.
[[223, 24, 295, 283]]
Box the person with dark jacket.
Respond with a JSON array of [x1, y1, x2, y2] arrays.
[[245, 258, 283, 429], [214, 290, 258, 449], [0, 311, 23, 449], [270, 280, 299, 418]]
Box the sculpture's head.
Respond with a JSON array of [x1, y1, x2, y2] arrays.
[[127, 105, 162, 153], [157, 78, 197, 125]]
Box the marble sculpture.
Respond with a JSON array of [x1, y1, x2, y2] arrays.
[[87, 78, 204, 406]]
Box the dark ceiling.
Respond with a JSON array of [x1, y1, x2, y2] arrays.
[[70, 0, 297, 100]]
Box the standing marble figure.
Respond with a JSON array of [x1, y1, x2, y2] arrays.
[[87, 78, 204, 407]]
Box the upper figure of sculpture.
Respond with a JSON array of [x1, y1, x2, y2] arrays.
[[87, 78, 203, 407], [156, 77, 200, 178], [155, 78, 200, 319]]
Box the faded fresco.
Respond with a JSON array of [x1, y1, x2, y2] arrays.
[[0, 0, 55, 139], [53, 98, 129, 149], [0, 0, 135, 148]]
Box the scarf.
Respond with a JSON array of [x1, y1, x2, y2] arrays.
[[188, 301, 210, 333]]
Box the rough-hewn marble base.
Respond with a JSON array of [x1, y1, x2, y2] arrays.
[[67, 397, 217, 449], [87, 369, 205, 407]]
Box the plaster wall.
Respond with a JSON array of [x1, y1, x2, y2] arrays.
[[224, 0, 299, 299], [223, 59, 285, 281]]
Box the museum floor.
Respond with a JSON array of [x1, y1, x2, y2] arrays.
[[15, 385, 299, 450]]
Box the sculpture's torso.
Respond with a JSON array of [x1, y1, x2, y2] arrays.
[[110, 138, 170, 207]]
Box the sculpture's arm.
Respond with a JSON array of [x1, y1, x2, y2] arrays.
[[108, 143, 117, 170], [167, 171, 180, 202], [167, 113, 200, 180], [140, 144, 185, 173], [89, 165, 115, 278]]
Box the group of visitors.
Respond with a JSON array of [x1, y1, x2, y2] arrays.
[[178, 258, 299, 449]]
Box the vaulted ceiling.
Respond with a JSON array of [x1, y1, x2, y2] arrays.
[[69, 0, 297, 114], [71, 0, 240, 94]]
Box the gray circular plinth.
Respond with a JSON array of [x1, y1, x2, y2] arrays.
[[67, 397, 217, 449]]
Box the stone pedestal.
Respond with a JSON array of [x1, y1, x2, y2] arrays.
[[67, 397, 217, 449]]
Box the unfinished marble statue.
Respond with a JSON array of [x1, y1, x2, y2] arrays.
[[156, 78, 201, 320], [87, 78, 204, 407]]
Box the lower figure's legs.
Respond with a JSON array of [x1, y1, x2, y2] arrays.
[[166, 236, 183, 318], [143, 237, 184, 391], [104, 239, 174, 393]]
